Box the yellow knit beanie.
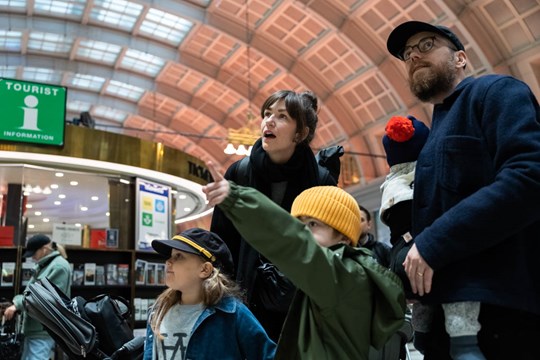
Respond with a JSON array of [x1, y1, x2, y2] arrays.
[[291, 186, 362, 246]]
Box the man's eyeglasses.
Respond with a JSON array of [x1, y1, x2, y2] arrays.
[[399, 36, 457, 61]]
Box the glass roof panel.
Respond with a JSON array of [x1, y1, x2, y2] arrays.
[[93, 105, 127, 122], [185, 0, 211, 7], [121, 49, 165, 77], [105, 80, 145, 101], [139, 8, 193, 45], [0, 30, 22, 52], [77, 39, 121, 65], [67, 73, 106, 91], [0, 66, 18, 78], [0, 1, 26, 10], [28, 32, 73, 54], [34, 0, 86, 18], [67, 100, 91, 113], [90, 0, 143, 32], [21, 67, 62, 83]]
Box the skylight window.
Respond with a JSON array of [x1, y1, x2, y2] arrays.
[[105, 80, 145, 101], [21, 67, 61, 83], [67, 73, 106, 92], [93, 105, 127, 122], [0, 1, 26, 11], [34, 0, 86, 18], [121, 49, 165, 77], [77, 39, 121, 65], [90, 0, 143, 32], [28, 32, 73, 54], [67, 100, 91, 113], [139, 8, 193, 45], [0, 30, 22, 52], [0, 66, 18, 79], [185, 0, 211, 7]]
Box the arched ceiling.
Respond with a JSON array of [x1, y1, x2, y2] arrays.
[[1, 0, 539, 186]]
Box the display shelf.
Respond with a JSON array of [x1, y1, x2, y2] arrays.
[[6, 246, 170, 326], [65, 247, 134, 317], [0, 246, 21, 300], [133, 250, 166, 326]]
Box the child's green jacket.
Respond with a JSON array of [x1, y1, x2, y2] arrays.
[[219, 182, 406, 360]]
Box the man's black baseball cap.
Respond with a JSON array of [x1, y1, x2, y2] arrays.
[[387, 21, 464, 60]]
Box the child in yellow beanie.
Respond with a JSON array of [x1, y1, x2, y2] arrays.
[[203, 161, 405, 360]]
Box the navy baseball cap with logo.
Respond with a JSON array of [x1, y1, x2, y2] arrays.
[[387, 20, 465, 60], [152, 228, 234, 276]]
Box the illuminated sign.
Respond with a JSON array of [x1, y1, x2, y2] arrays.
[[0, 78, 67, 146]]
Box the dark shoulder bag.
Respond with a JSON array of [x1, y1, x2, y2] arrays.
[[254, 257, 296, 313], [77, 294, 134, 356], [235, 158, 296, 313]]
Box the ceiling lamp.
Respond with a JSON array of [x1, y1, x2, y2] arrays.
[[223, 0, 258, 157], [224, 113, 259, 156]]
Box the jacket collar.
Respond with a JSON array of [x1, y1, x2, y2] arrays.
[[328, 243, 369, 256], [212, 296, 237, 314], [36, 251, 59, 268]]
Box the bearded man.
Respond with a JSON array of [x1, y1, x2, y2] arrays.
[[386, 21, 540, 360]]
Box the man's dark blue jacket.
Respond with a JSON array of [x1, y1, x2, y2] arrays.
[[413, 75, 540, 315]]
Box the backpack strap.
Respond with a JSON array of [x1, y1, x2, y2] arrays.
[[234, 156, 251, 186], [317, 164, 332, 185], [315, 145, 344, 184]]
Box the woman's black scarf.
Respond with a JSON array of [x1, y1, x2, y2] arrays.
[[248, 138, 320, 211]]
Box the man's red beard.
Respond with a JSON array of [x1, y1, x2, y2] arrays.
[[408, 58, 456, 103]]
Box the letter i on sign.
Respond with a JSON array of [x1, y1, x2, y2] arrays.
[[20, 95, 41, 131]]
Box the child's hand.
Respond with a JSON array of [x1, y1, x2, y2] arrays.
[[202, 161, 230, 207]]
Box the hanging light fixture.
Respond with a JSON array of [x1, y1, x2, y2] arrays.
[[224, 0, 259, 157]]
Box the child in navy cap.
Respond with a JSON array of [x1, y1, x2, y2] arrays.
[[143, 228, 275, 360]]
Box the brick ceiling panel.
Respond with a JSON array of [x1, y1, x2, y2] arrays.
[[256, 1, 329, 56], [302, 33, 370, 90], [169, 108, 215, 135], [1, 0, 538, 187], [181, 25, 240, 65], [194, 83, 243, 120], [263, 73, 305, 95]]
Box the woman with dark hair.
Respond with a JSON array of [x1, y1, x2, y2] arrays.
[[210, 90, 337, 341]]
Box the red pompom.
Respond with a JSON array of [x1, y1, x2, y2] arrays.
[[385, 116, 415, 142]]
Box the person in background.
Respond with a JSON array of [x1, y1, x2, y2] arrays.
[[204, 161, 405, 360], [4, 234, 71, 360], [143, 228, 275, 360], [357, 204, 391, 267], [210, 89, 337, 341], [386, 20, 540, 360]]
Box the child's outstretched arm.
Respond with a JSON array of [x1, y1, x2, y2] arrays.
[[202, 161, 230, 207]]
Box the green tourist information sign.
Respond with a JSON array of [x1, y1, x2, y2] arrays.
[[0, 78, 67, 146]]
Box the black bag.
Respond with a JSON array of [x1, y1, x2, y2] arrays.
[[255, 261, 296, 313], [24, 279, 99, 359], [76, 294, 133, 356], [0, 314, 23, 360], [315, 145, 344, 184], [24, 277, 143, 360]]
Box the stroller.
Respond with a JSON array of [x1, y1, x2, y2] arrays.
[[23, 277, 144, 359]]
